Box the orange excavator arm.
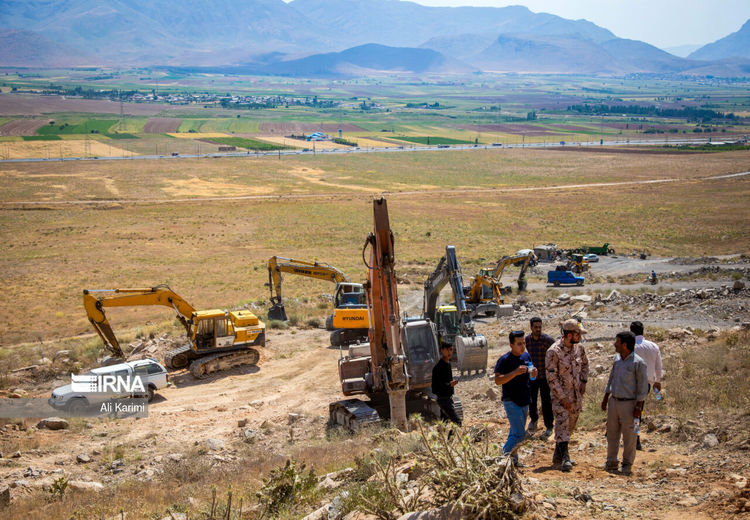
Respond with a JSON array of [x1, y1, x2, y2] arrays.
[[363, 197, 409, 429]]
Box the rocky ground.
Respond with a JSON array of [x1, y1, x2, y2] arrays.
[[0, 256, 748, 518]]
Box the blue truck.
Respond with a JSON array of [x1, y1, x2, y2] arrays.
[[547, 268, 585, 287]]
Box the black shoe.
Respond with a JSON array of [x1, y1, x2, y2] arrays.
[[636, 436, 643, 451], [552, 443, 563, 465], [560, 442, 573, 472]]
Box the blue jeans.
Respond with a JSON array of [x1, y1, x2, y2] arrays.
[[503, 400, 529, 459]]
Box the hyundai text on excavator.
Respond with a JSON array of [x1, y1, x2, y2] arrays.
[[83, 285, 265, 378], [265, 256, 368, 346], [329, 198, 462, 432], [423, 246, 488, 374]]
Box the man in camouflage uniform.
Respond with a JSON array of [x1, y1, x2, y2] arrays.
[[545, 319, 589, 472]]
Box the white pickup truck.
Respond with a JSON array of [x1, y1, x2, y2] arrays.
[[49, 358, 168, 413]]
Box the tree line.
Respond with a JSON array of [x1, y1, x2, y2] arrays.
[[567, 104, 737, 122]]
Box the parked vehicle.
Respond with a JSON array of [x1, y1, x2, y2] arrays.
[[49, 358, 168, 413], [547, 268, 585, 287], [583, 253, 599, 263]]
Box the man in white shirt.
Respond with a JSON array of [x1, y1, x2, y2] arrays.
[[630, 321, 663, 451]]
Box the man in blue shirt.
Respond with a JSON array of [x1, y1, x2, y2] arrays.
[[495, 330, 538, 465]]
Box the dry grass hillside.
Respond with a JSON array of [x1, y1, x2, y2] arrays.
[[0, 147, 748, 519]]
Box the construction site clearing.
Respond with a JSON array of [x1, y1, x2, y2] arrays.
[[0, 242, 749, 518]]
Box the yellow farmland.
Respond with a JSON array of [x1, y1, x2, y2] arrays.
[[0, 140, 129, 159]]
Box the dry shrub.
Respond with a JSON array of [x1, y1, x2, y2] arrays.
[[666, 329, 750, 415], [256, 459, 318, 519], [347, 419, 526, 520]]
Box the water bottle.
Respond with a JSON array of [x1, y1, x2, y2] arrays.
[[633, 418, 641, 435], [654, 388, 663, 401], [527, 361, 536, 381]]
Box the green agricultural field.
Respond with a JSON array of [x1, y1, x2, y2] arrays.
[[205, 136, 293, 150], [391, 136, 476, 145], [21, 135, 62, 141], [104, 132, 138, 139], [37, 118, 117, 135]]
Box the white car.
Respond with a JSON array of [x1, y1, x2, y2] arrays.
[[583, 253, 599, 263], [49, 358, 168, 413]]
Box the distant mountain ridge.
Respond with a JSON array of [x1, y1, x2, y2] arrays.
[[0, 0, 748, 76], [690, 19, 750, 60], [258, 44, 473, 77]]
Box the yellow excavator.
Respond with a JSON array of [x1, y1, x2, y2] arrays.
[[463, 274, 504, 317], [266, 256, 369, 346], [477, 251, 537, 294], [566, 254, 591, 274], [83, 285, 265, 377]]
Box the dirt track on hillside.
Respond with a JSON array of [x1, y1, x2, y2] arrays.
[[2, 170, 745, 207]]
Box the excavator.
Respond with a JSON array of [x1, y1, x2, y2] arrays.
[[476, 250, 537, 294], [463, 274, 504, 317], [329, 198, 462, 432], [265, 256, 368, 346], [566, 254, 591, 274], [83, 285, 265, 378], [423, 246, 488, 374]]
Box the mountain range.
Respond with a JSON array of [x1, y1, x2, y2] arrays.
[[1, 0, 749, 76]]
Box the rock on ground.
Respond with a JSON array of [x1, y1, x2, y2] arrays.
[[37, 417, 69, 430]]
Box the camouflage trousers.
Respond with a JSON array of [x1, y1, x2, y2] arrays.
[[551, 399, 582, 443]]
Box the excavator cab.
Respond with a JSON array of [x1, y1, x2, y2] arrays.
[[435, 304, 459, 348], [193, 312, 235, 350], [333, 283, 366, 308], [401, 318, 439, 388]]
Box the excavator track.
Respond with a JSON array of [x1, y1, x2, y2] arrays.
[[328, 399, 381, 431], [164, 345, 193, 370], [188, 348, 260, 378]]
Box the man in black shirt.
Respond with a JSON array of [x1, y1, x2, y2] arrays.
[[495, 330, 537, 465], [431, 344, 461, 425]]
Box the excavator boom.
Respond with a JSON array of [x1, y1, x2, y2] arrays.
[[488, 251, 536, 292], [83, 285, 265, 377], [266, 256, 351, 321], [423, 246, 488, 373], [364, 198, 409, 430], [83, 285, 197, 359]]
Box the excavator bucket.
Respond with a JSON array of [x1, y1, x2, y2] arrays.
[[268, 302, 288, 322], [455, 334, 488, 374]]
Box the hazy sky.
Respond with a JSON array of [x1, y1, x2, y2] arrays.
[[401, 0, 750, 49]]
